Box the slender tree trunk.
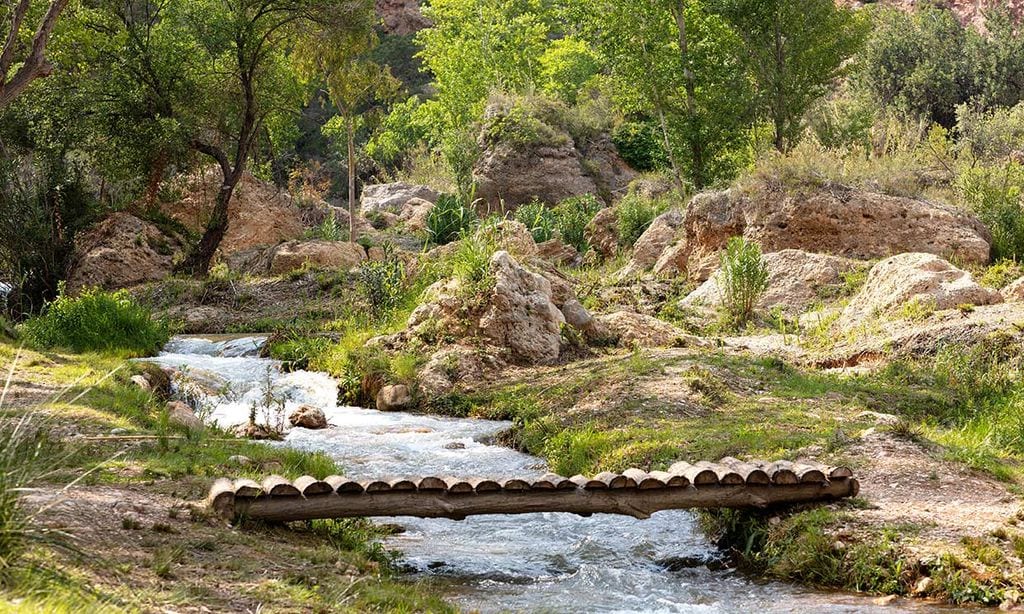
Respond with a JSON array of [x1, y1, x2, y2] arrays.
[[0, 0, 70, 110], [672, 0, 705, 190], [347, 115, 356, 243], [657, 108, 685, 194]]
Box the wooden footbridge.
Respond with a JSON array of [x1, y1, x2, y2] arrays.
[[208, 459, 859, 523]]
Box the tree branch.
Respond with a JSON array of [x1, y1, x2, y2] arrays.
[[0, 0, 71, 109]]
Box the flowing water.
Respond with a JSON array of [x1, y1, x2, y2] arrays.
[[149, 336, 956, 613]]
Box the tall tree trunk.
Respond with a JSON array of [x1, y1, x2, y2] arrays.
[[657, 108, 685, 194], [672, 0, 705, 190], [347, 115, 356, 243]]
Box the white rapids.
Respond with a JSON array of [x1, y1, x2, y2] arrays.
[[149, 336, 960, 614]]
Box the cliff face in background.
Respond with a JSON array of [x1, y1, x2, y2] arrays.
[[376, 0, 429, 35], [841, 0, 1024, 28]]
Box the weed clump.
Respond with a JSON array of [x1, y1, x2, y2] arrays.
[[717, 237, 769, 327], [426, 193, 477, 245]]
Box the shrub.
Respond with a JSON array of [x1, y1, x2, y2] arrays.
[[514, 201, 556, 243], [426, 193, 477, 245], [979, 260, 1023, 290], [451, 226, 499, 295], [616, 192, 667, 248], [553, 194, 602, 253], [20, 286, 170, 356], [358, 243, 406, 320], [612, 121, 668, 172], [957, 162, 1024, 261], [717, 237, 769, 327], [305, 212, 343, 241]]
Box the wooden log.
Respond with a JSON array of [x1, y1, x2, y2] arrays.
[[294, 476, 332, 497], [389, 478, 418, 491], [418, 476, 448, 491], [764, 461, 799, 485], [326, 476, 364, 494], [570, 474, 605, 489], [623, 469, 665, 490], [500, 478, 530, 491], [594, 471, 632, 489], [649, 471, 689, 488], [233, 478, 263, 498], [234, 478, 861, 523], [540, 473, 575, 489], [829, 466, 854, 479], [472, 479, 501, 492], [530, 476, 557, 490], [793, 464, 827, 484], [261, 475, 300, 497], [446, 479, 474, 494], [208, 478, 235, 519], [669, 462, 718, 486], [719, 457, 770, 485], [364, 480, 392, 493], [696, 461, 744, 485]]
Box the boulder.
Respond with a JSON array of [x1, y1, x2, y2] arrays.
[[288, 405, 328, 429], [619, 209, 684, 277], [361, 182, 439, 214], [473, 139, 599, 212], [130, 375, 152, 392], [376, 384, 413, 411], [166, 401, 202, 431], [67, 213, 181, 291], [582, 136, 639, 197], [671, 186, 993, 280], [585, 207, 619, 258], [653, 243, 689, 277], [417, 346, 505, 396], [162, 169, 305, 257], [398, 197, 435, 232], [680, 250, 861, 318], [1002, 277, 1024, 302], [479, 251, 566, 365], [841, 253, 1002, 327], [595, 311, 689, 348], [536, 239, 580, 267], [268, 240, 366, 275]]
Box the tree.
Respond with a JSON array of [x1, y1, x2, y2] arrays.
[[0, 0, 70, 109], [710, 0, 868, 151], [296, 20, 398, 242]]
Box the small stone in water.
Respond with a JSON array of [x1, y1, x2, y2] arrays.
[[444, 442, 466, 450]]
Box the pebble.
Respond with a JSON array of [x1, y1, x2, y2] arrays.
[[443, 442, 466, 450], [872, 595, 899, 606], [913, 576, 933, 595], [227, 455, 253, 466], [110, 427, 128, 435]]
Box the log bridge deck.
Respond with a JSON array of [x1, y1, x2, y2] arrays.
[[208, 459, 859, 523]]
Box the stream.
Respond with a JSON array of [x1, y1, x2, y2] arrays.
[[148, 336, 952, 613]]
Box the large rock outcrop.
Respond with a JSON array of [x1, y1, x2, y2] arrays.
[[68, 213, 182, 292], [619, 209, 684, 277], [670, 187, 992, 280], [474, 140, 599, 213], [595, 311, 690, 348], [841, 253, 1002, 327], [268, 241, 366, 275], [375, 0, 430, 34], [361, 182, 439, 214], [681, 250, 861, 318], [162, 169, 306, 258]]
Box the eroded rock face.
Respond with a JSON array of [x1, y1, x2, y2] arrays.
[[585, 207, 619, 259], [479, 251, 566, 365], [268, 240, 366, 275], [361, 182, 439, 214], [376, 384, 413, 411], [536, 238, 580, 267], [289, 405, 328, 430], [417, 346, 504, 396], [619, 209, 684, 277], [376, 0, 430, 34], [162, 169, 306, 258], [1002, 277, 1024, 302], [474, 140, 599, 213], [595, 311, 688, 348], [673, 187, 992, 280], [167, 401, 202, 431], [681, 250, 861, 318], [68, 213, 182, 292], [842, 253, 1002, 327], [398, 197, 435, 232]]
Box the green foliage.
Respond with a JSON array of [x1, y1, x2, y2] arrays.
[[611, 121, 668, 172], [956, 162, 1024, 261], [538, 37, 602, 104], [426, 193, 478, 245], [514, 201, 556, 243], [20, 287, 170, 357], [980, 260, 1024, 290], [358, 242, 406, 320], [956, 102, 1024, 162], [553, 194, 603, 254], [450, 225, 499, 294], [304, 212, 344, 241], [717, 237, 769, 327], [616, 192, 667, 248], [481, 98, 568, 148], [366, 96, 429, 168]]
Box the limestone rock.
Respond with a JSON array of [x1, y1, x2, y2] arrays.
[[361, 182, 438, 214], [672, 186, 993, 279], [595, 311, 688, 348], [268, 240, 366, 275], [582, 136, 638, 197], [288, 405, 328, 430], [67, 213, 181, 292], [536, 238, 580, 267], [417, 346, 504, 396], [681, 250, 861, 318], [473, 140, 598, 212], [620, 209, 684, 277], [491, 219, 538, 258], [376, 384, 413, 411], [653, 243, 689, 277], [375, 0, 430, 35], [842, 253, 1002, 327], [585, 207, 619, 258], [1002, 277, 1024, 302], [166, 401, 202, 431], [130, 375, 152, 392], [479, 251, 565, 365], [398, 197, 435, 232]]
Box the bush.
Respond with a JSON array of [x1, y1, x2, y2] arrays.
[[717, 237, 769, 327], [305, 212, 343, 241], [957, 162, 1024, 261], [514, 201, 556, 243], [426, 193, 477, 245], [612, 121, 668, 172], [616, 192, 667, 248], [19, 286, 170, 356], [553, 194, 603, 253], [451, 225, 499, 295], [358, 243, 406, 320]]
